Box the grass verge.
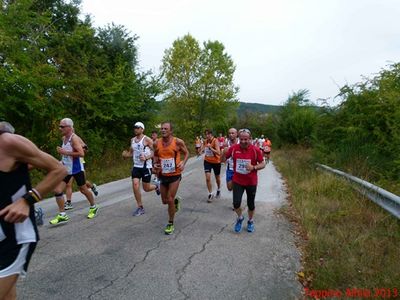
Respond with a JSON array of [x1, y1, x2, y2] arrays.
[[273, 147, 400, 293]]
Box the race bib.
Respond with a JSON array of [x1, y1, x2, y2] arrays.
[[161, 158, 176, 173], [133, 152, 142, 165], [227, 157, 234, 170], [236, 159, 251, 174], [205, 147, 214, 157]]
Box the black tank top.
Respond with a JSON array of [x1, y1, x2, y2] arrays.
[[0, 132, 38, 247]]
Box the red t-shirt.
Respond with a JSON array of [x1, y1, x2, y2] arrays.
[[217, 136, 225, 149], [225, 144, 264, 186]]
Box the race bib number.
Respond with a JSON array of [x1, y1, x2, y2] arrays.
[[205, 147, 214, 157], [133, 152, 142, 165], [236, 159, 251, 174], [161, 158, 176, 173], [227, 157, 234, 170]]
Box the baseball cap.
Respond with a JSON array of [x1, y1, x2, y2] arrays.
[[134, 122, 145, 129]]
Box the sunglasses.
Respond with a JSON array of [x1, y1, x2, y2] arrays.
[[134, 126, 143, 129], [59, 125, 70, 129], [239, 128, 251, 134]]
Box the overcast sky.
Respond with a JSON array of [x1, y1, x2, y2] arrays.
[[81, 0, 400, 106]]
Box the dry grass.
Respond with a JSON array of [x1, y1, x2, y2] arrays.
[[273, 147, 400, 291]]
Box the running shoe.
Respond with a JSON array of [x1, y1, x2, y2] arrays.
[[49, 213, 69, 225], [215, 190, 221, 199], [234, 216, 244, 233], [87, 205, 99, 219], [91, 184, 99, 196], [155, 180, 161, 196], [64, 201, 74, 210], [247, 220, 255, 233], [164, 223, 174, 235], [35, 207, 44, 226], [174, 196, 181, 213], [133, 207, 145, 216], [207, 193, 213, 203]]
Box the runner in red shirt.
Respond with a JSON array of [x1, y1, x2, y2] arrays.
[[217, 133, 226, 152], [223, 128, 265, 233]]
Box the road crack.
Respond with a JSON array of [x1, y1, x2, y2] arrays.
[[175, 223, 229, 299]]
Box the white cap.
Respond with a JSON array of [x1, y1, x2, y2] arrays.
[[134, 122, 145, 129]]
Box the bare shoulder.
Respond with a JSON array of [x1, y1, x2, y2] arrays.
[[175, 137, 186, 146], [1, 133, 32, 152], [0, 133, 40, 163], [145, 136, 153, 145]]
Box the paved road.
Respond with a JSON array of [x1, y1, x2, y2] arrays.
[[18, 156, 302, 299]]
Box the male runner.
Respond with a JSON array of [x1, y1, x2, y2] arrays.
[[201, 129, 221, 202], [153, 122, 189, 235], [50, 118, 99, 225], [223, 128, 265, 233], [0, 121, 66, 299], [122, 122, 160, 216]]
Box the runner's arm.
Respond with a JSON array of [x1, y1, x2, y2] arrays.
[[252, 148, 266, 171], [122, 138, 134, 158], [176, 138, 189, 171], [0, 134, 67, 223]]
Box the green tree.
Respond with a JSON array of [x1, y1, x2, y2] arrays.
[[277, 89, 318, 145], [314, 63, 400, 181], [161, 34, 238, 140]]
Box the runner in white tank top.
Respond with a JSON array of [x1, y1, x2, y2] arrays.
[[122, 121, 160, 216], [51, 118, 99, 225]]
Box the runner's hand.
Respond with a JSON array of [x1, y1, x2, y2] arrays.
[[177, 161, 185, 171], [0, 198, 30, 223]]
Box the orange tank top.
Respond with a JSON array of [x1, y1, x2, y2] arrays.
[[156, 137, 181, 176], [204, 138, 221, 164]]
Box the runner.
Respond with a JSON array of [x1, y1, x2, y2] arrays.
[[263, 137, 272, 163], [150, 130, 159, 183], [0, 121, 66, 299], [153, 122, 189, 235], [122, 122, 160, 216], [201, 129, 221, 202], [194, 136, 202, 157], [217, 133, 226, 153], [222, 128, 239, 192], [257, 134, 265, 151], [223, 128, 265, 233], [50, 118, 99, 225], [64, 134, 98, 210]]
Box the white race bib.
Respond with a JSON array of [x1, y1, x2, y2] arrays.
[[227, 157, 234, 170], [236, 159, 251, 174], [161, 158, 176, 173], [205, 147, 214, 157]]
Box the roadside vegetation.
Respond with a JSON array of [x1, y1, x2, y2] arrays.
[[273, 147, 400, 290]]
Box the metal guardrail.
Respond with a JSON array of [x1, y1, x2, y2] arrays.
[[316, 163, 400, 220]]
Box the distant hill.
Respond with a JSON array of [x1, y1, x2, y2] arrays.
[[237, 102, 281, 114]]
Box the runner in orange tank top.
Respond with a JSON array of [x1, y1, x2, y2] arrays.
[[200, 129, 221, 202], [153, 122, 189, 235]]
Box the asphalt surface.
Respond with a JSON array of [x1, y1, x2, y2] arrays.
[[18, 156, 302, 299]]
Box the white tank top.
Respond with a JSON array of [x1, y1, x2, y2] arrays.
[[61, 134, 84, 175], [131, 135, 152, 168]]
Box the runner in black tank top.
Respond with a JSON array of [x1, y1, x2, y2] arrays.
[[0, 125, 66, 299]]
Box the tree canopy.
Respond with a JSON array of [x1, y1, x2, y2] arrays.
[[0, 0, 160, 157], [160, 34, 238, 139]]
